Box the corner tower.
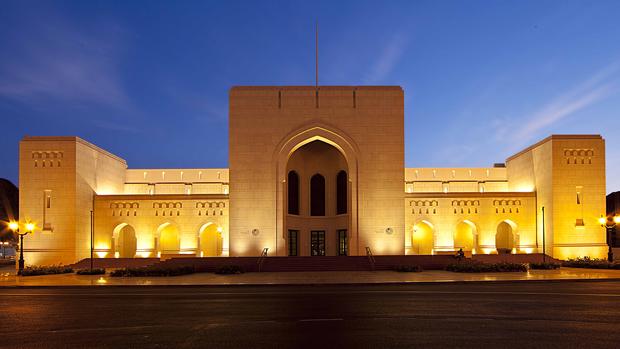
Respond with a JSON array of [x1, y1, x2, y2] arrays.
[[229, 86, 405, 256]]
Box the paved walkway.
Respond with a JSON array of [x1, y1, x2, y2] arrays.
[[1, 267, 620, 287]]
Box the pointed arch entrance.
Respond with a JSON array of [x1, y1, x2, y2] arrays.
[[496, 220, 517, 254], [412, 221, 434, 255], [112, 223, 136, 258], [275, 124, 360, 256], [454, 220, 477, 254], [199, 223, 223, 257], [157, 222, 180, 255]]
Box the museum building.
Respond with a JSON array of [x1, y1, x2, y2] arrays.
[[18, 86, 608, 265]]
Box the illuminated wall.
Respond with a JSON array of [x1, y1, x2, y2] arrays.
[[229, 86, 405, 256], [17, 90, 608, 265], [507, 135, 607, 259], [19, 137, 127, 265], [93, 194, 229, 258]]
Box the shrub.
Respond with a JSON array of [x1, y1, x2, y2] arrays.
[[215, 265, 245, 275], [394, 265, 423, 272], [76, 268, 106, 275], [446, 261, 527, 273], [110, 265, 195, 277], [562, 257, 619, 269], [529, 262, 561, 270], [19, 265, 74, 276]]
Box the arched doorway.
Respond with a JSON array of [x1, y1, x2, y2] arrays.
[[496, 221, 516, 254], [157, 223, 180, 255], [113, 224, 136, 258], [454, 220, 476, 254], [274, 125, 360, 257], [199, 223, 223, 257], [412, 221, 434, 255], [286, 140, 349, 256]]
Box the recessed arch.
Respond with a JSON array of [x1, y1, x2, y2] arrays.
[[310, 173, 326, 216], [496, 219, 518, 254], [412, 220, 434, 255], [198, 222, 223, 257], [287, 170, 300, 215], [156, 222, 180, 255], [454, 220, 478, 253], [274, 122, 360, 256], [336, 170, 348, 214], [112, 223, 136, 258]]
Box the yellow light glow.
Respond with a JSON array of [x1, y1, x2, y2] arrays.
[[114, 252, 120, 258], [95, 251, 108, 258], [139, 251, 152, 258], [8, 221, 18, 231], [217, 226, 223, 233], [598, 216, 606, 225], [614, 216, 620, 224], [96, 277, 107, 285], [25, 222, 35, 232]]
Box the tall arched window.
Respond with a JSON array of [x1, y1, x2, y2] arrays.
[[310, 173, 325, 216], [336, 170, 347, 214], [287, 171, 300, 215]]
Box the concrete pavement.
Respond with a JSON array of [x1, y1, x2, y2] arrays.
[[1, 266, 620, 287]]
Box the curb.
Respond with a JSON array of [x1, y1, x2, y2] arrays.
[[2, 277, 620, 289]]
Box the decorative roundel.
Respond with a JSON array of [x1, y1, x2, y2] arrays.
[[252, 228, 260, 236], [385, 227, 393, 235]]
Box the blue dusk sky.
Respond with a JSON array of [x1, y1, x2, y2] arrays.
[[1, 1, 619, 192]]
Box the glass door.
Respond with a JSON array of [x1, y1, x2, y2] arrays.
[[288, 230, 299, 256], [310, 230, 325, 256], [337, 229, 347, 256]]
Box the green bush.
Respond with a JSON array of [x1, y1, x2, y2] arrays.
[[76, 268, 106, 275], [394, 265, 423, 272], [529, 262, 561, 270], [110, 266, 195, 277], [446, 261, 527, 273], [19, 265, 74, 276], [215, 265, 244, 275], [562, 257, 619, 269]]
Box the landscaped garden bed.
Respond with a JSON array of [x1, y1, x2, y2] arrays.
[[110, 265, 195, 277], [215, 265, 245, 274], [529, 262, 561, 270], [19, 265, 74, 276], [446, 261, 527, 273], [76, 268, 106, 275], [562, 257, 620, 269], [393, 265, 423, 272]]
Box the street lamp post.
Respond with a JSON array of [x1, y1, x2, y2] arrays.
[[8, 221, 35, 274], [599, 215, 620, 262]]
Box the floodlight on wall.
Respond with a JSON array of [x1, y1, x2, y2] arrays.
[[252, 229, 260, 236], [385, 227, 393, 235]]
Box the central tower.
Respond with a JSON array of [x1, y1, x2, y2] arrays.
[[229, 86, 405, 256]]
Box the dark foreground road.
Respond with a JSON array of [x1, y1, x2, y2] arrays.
[[0, 281, 619, 348]]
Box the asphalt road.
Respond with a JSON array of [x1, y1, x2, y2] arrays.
[[0, 281, 619, 348]]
